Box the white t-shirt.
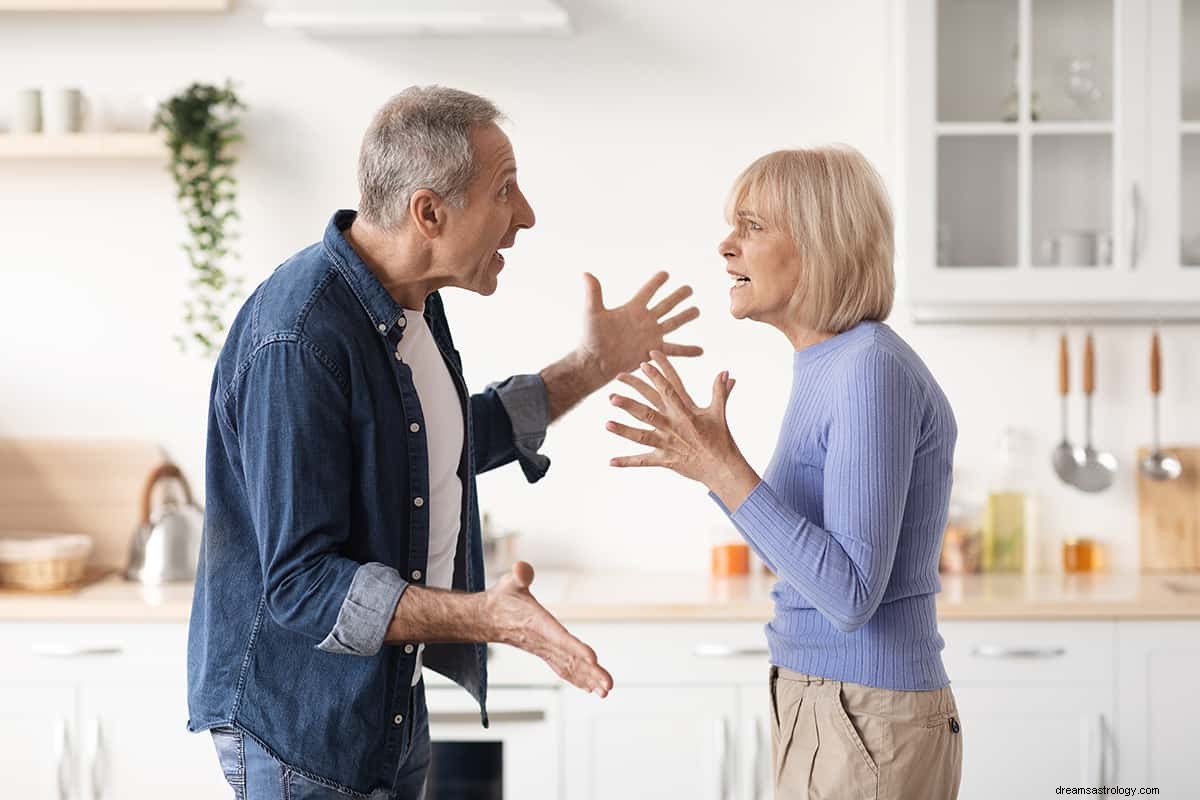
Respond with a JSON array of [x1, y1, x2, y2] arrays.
[[395, 308, 463, 685]]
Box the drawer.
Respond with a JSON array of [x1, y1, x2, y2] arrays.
[[0, 622, 189, 680], [566, 622, 771, 686], [940, 620, 1114, 685]]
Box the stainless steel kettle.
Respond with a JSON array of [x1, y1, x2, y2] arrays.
[[125, 462, 203, 584]]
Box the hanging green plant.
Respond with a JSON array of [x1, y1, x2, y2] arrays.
[[153, 80, 246, 357]]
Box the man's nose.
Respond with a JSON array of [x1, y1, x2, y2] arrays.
[[514, 187, 535, 230]]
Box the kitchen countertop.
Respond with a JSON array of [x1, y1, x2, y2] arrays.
[[2, 570, 1200, 623]]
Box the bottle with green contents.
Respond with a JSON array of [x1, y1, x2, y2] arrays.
[[981, 428, 1035, 573]]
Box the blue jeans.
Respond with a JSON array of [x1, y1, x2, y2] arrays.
[[210, 681, 430, 799]]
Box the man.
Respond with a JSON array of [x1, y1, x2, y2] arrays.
[[186, 86, 702, 799]]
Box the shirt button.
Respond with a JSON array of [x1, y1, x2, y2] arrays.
[[404, 644, 415, 654], [394, 350, 403, 362], [398, 316, 407, 328], [411, 570, 422, 581], [377, 323, 387, 333], [413, 497, 424, 508], [393, 714, 404, 725], [409, 422, 420, 433]]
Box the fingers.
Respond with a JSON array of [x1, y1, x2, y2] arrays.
[[648, 351, 692, 407], [582, 272, 605, 313], [608, 393, 666, 430], [511, 560, 535, 589], [609, 452, 666, 468], [632, 270, 670, 306], [639, 361, 688, 413], [616, 371, 664, 410], [711, 370, 733, 414], [658, 306, 700, 335], [648, 285, 693, 318], [605, 420, 663, 449], [534, 605, 614, 696], [660, 342, 704, 358]]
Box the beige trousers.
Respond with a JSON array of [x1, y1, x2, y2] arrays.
[[769, 666, 962, 800]]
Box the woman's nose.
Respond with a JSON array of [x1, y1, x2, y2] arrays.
[[719, 234, 739, 259]]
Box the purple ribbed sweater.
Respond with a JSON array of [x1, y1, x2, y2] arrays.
[[712, 321, 956, 691]]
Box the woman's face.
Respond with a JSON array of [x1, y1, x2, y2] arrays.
[[719, 208, 804, 325]]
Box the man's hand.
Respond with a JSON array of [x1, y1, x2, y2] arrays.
[[541, 271, 704, 422], [486, 562, 613, 697], [579, 270, 703, 383]]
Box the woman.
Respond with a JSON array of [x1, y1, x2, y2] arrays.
[[606, 146, 962, 799]]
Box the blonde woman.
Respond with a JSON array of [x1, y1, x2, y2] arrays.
[[606, 146, 962, 799]]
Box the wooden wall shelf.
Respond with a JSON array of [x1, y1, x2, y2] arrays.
[[0, 0, 229, 11], [0, 133, 164, 159]]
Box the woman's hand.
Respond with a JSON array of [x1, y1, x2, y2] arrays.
[[605, 350, 761, 510]]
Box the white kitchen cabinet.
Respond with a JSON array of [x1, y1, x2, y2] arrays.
[[0, 623, 225, 800], [80, 675, 228, 799], [563, 686, 740, 800], [736, 685, 772, 800], [900, 0, 1200, 321], [0, 684, 78, 799], [1115, 620, 1200, 796], [954, 685, 1114, 795]]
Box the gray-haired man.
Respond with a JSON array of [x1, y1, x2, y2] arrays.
[[186, 86, 702, 798]]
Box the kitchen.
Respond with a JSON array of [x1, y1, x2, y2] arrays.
[[1, 0, 1199, 798]]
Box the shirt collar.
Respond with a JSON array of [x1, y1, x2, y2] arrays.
[[322, 209, 406, 337]]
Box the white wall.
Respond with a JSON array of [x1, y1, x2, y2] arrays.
[[1, 0, 1196, 575]]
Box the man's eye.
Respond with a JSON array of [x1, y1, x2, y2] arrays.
[[499, 184, 511, 197]]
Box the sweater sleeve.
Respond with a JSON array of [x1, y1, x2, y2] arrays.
[[722, 348, 923, 632]]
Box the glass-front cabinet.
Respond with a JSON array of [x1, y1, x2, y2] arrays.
[[903, 0, 1200, 321]]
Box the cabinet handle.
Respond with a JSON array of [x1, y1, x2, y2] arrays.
[[970, 644, 1066, 659], [31, 643, 124, 658], [54, 718, 74, 800], [89, 718, 108, 800], [429, 710, 545, 725], [752, 715, 767, 800], [714, 716, 731, 800], [694, 644, 770, 658], [1130, 182, 1143, 270]]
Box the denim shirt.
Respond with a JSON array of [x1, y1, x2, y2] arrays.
[[186, 210, 551, 795]]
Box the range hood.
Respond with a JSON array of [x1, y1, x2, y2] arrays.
[[263, 0, 570, 35]]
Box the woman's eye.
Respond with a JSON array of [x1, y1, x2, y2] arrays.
[[749, 221, 763, 232]]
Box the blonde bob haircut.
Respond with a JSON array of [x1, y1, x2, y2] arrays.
[[725, 145, 895, 333]]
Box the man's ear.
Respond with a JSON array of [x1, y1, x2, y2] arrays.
[[408, 189, 444, 239]]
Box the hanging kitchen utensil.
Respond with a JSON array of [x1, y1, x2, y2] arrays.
[[125, 462, 203, 584], [1138, 330, 1183, 481], [1074, 332, 1118, 493], [1052, 333, 1085, 487]]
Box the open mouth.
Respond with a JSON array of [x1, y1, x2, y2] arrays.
[[493, 250, 505, 266], [729, 272, 750, 287]]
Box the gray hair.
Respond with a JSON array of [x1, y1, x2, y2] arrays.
[[357, 86, 505, 230]]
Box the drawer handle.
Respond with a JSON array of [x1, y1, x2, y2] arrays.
[[970, 645, 1066, 660], [430, 710, 544, 725], [32, 643, 124, 658], [694, 644, 771, 658]]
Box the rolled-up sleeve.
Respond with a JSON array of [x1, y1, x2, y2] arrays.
[[470, 373, 551, 482], [233, 337, 409, 654], [318, 562, 408, 656]]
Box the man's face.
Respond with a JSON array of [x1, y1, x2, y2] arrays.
[[439, 123, 536, 296]]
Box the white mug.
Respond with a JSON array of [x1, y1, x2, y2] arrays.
[[1042, 230, 1099, 267], [13, 88, 42, 134], [43, 88, 86, 134]]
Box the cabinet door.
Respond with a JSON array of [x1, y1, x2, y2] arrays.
[[737, 686, 771, 800], [1145, 0, 1200, 302], [79, 673, 229, 800], [953, 685, 1114, 797], [563, 687, 739, 800], [901, 0, 1186, 320], [0, 684, 79, 800], [1116, 621, 1200, 795]]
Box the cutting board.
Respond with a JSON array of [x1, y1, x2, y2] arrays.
[[0, 438, 164, 570], [1138, 445, 1200, 572]]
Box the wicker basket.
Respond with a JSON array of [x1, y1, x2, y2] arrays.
[[0, 533, 93, 591]]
